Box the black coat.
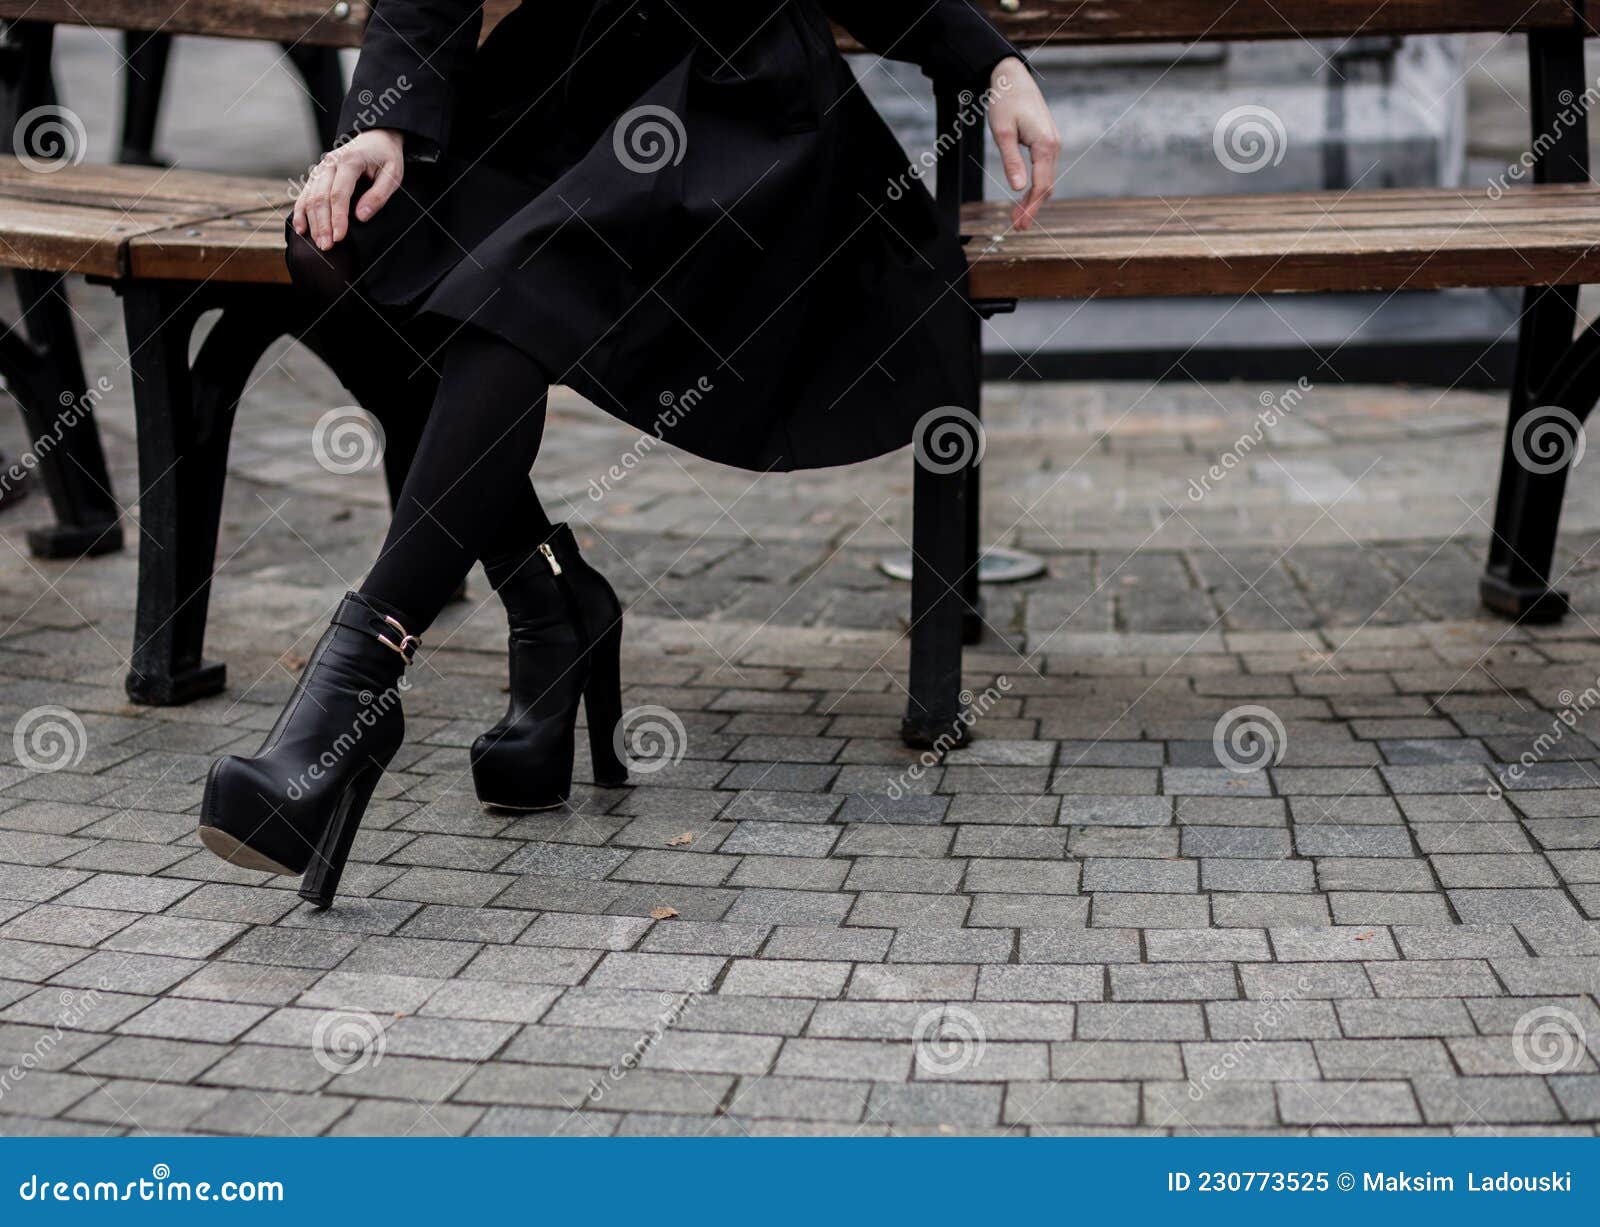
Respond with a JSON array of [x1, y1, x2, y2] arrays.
[[337, 1, 1018, 471]]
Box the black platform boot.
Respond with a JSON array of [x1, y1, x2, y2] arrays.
[[471, 525, 628, 809], [199, 592, 419, 908]]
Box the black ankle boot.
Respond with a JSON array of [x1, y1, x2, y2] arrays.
[[471, 525, 627, 809], [199, 592, 418, 908]]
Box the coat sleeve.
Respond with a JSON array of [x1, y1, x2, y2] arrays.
[[338, 0, 484, 156], [820, 0, 1020, 83]]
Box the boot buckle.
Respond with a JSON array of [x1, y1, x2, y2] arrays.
[[377, 615, 421, 663]]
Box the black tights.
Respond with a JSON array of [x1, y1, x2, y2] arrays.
[[286, 230, 555, 631]]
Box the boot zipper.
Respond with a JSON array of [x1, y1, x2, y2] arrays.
[[539, 543, 563, 575]]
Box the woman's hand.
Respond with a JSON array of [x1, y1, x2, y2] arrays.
[[987, 56, 1060, 231], [293, 128, 406, 251]]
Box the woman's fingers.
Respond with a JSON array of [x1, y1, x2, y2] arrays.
[[327, 159, 365, 245], [1018, 124, 1060, 229], [987, 57, 1060, 234], [303, 154, 335, 249], [994, 122, 1028, 194]]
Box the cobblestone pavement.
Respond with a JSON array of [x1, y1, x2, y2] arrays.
[[0, 34, 1597, 1137]]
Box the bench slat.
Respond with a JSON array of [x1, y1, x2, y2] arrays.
[[0, 1, 371, 45], [127, 208, 293, 283], [0, 199, 191, 278], [962, 187, 1600, 298], [0, 159, 288, 213], [945, 1, 1586, 46], [0, 1, 1584, 48]]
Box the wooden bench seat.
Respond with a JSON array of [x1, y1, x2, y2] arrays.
[[0, 161, 285, 278], [12, 167, 1598, 302], [961, 185, 1600, 299]]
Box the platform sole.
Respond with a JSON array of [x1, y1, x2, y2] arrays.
[[479, 796, 569, 814], [197, 825, 298, 876]]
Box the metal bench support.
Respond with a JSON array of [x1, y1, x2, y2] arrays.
[[119, 280, 427, 706], [118, 31, 346, 164], [121, 282, 276, 704], [0, 19, 124, 558], [900, 76, 996, 749], [1481, 27, 1594, 622]]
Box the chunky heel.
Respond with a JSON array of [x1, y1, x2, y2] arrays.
[[299, 757, 387, 910], [586, 620, 628, 787]]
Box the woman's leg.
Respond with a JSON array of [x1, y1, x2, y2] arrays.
[[359, 324, 555, 631], [284, 229, 554, 569]]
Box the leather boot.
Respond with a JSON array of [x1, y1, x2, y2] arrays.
[[471, 525, 627, 809], [200, 591, 418, 908]]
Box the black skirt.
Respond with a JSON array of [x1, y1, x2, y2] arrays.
[[336, 0, 1018, 472]]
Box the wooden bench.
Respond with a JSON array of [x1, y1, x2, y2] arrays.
[[906, 0, 1600, 746], [0, 3, 1597, 750]]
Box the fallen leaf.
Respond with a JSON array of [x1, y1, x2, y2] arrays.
[[1354, 929, 1376, 941], [649, 906, 679, 920], [667, 832, 694, 847], [283, 653, 308, 672]]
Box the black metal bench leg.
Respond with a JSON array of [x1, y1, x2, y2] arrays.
[[902, 457, 969, 749], [118, 31, 173, 166], [122, 285, 287, 704], [119, 36, 344, 164], [282, 43, 347, 153], [960, 402, 985, 645], [0, 272, 125, 557], [123, 285, 226, 704], [1481, 310, 1600, 624], [1480, 28, 1591, 624]]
